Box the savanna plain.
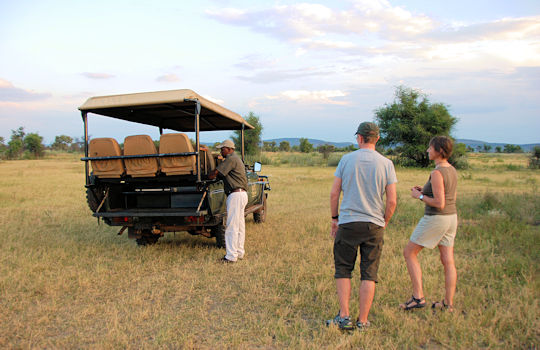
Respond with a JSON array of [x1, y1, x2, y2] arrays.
[[0, 153, 538, 349]]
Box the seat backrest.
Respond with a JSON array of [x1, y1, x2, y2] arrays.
[[159, 133, 196, 175], [124, 135, 159, 177], [89, 138, 124, 178], [199, 146, 216, 175]]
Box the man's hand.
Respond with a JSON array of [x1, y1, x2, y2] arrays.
[[331, 219, 339, 238], [208, 169, 218, 180]]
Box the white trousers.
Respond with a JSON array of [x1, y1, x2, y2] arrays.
[[224, 191, 248, 261]]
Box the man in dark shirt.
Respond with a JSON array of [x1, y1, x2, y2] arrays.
[[208, 139, 248, 262]]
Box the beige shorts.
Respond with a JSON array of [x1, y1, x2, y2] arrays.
[[410, 214, 457, 249]]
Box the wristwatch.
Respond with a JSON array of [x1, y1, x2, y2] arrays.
[[419, 194, 424, 201]]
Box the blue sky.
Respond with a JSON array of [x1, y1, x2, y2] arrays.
[[1, 0, 539, 145]]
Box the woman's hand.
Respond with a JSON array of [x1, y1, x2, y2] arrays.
[[411, 186, 422, 199]]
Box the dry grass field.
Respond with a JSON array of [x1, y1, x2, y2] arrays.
[[0, 152, 538, 349]]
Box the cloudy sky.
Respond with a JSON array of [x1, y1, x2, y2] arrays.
[[1, 0, 539, 145]]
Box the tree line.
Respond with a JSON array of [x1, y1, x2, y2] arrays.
[[1, 87, 535, 168], [0, 127, 84, 160]]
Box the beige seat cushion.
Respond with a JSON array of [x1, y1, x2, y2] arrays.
[[159, 133, 196, 175], [124, 135, 159, 177], [89, 138, 124, 178]]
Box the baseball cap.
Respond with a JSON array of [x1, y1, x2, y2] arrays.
[[216, 139, 235, 149], [355, 122, 379, 138]]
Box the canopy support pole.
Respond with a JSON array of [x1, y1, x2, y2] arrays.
[[82, 112, 89, 186], [241, 124, 245, 162], [194, 100, 201, 183]]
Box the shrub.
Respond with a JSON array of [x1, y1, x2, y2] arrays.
[[529, 146, 540, 169]]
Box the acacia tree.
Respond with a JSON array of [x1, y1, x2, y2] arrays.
[[299, 138, 313, 153], [0, 136, 6, 159], [503, 144, 523, 153], [279, 141, 290, 152], [7, 127, 25, 159], [51, 135, 73, 151], [24, 133, 45, 158], [375, 86, 457, 167], [529, 146, 540, 169], [317, 144, 335, 159], [231, 112, 263, 156]]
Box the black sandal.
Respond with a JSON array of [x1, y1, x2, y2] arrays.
[[432, 300, 454, 312], [400, 295, 426, 310]]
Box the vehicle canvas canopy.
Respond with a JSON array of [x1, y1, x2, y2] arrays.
[[79, 89, 254, 131]]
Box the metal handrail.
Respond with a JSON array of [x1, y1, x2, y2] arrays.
[[81, 152, 197, 161]]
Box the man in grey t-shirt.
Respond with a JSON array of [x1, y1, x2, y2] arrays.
[[327, 122, 397, 331]]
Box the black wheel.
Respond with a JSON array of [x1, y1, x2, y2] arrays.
[[211, 224, 226, 248], [253, 195, 267, 223], [136, 230, 160, 246], [86, 186, 106, 213]]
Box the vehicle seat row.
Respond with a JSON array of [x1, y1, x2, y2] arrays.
[[88, 133, 215, 178]]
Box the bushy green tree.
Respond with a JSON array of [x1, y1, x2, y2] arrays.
[[528, 146, 540, 169], [449, 143, 469, 169], [299, 138, 313, 153], [231, 112, 263, 156], [483, 144, 492, 152], [263, 141, 277, 152], [51, 135, 73, 151], [503, 144, 523, 153], [317, 144, 335, 159], [7, 127, 25, 159], [69, 137, 85, 153], [23, 133, 45, 158], [0, 136, 6, 159], [495, 146, 502, 153], [375, 86, 458, 167], [279, 141, 290, 152]]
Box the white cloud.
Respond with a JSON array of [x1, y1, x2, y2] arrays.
[[207, 0, 434, 41], [81, 72, 115, 79], [207, 2, 540, 67], [202, 95, 225, 105], [237, 67, 333, 83], [0, 79, 51, 102], [265, 89, 348, 104], [156, 73, 180, 82]]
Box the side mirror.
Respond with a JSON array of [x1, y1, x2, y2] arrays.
[[253, 162, 262, 172]]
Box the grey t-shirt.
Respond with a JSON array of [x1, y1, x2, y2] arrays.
[[334, 149, 397, 227], [216, 152, 248, 195]]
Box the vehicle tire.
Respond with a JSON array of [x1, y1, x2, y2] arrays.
[[136, 231, 160, 246], [211, 224, 226, 248], [86, 186, 106, 213], [253, 195, 267, 223]]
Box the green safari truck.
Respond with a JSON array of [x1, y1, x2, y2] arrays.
[[79, 89, 270, 246]]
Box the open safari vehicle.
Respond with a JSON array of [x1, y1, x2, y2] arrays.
[[79, 89, 270, 246]]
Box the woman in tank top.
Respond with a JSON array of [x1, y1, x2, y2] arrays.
[[399, 136, 458, 312]]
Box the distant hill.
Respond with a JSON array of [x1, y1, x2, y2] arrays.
[[264, 138, 540, 152], [455, 139, 539, 152], [264, 138, 353, 148]]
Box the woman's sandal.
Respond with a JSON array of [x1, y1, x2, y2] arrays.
[[431, 300, 454, 312], [399, 295, 426, 310]]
